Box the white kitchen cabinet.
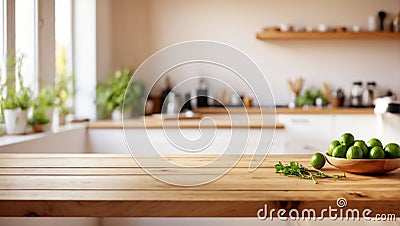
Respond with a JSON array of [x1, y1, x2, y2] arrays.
[[277, 114, 334, 154], [87, 129, 128, 154], [89, 115, 382, 156], [277, 114, 381, 154], [87, 128, 279, 155]]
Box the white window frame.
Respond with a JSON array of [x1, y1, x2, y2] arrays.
[[2, 0, 15, 79], [37, 0, 55, 88], [3, 0, 95, 120], [2, 0, 55, 90]]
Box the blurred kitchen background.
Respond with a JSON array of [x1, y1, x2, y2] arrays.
[[92, 0, 400, 116], [1, 1, 400, 226]]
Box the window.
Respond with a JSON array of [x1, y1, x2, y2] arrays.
[[55, 0, 72, 79], [1, 0, 76, 111], [55, 0, 74, 114], [15, 0, 36, 92], [1, 0, 95, 119]]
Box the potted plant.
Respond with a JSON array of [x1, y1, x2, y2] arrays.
[[95, 68, 144, 120], [55, 75, 74, 125], [1, 56, 32, 135], [28, 107, 49, 133], [3, 86, 31, 135], [37, 86, 56, 128]]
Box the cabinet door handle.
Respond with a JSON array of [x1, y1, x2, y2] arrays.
[[291, 119, 310, 123]]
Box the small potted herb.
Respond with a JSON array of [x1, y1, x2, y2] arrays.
[[28, 108, 49, 133], [37, 86, 56, 127], [55, 75, 74, 125], [3, 86, 31, 134], [1, 56, 32, 135]]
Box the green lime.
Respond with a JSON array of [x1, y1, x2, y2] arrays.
[[310, 152, 326, 169], [332, 145, 347, 158], [353, 140, 369, 158], [367, 138, 383, 149], [328, 140, 341, 156], [339, 133, 355, 146], [346, 146, 363, 159], [384, 143, 400, 158], [369, 146, 385, 159]]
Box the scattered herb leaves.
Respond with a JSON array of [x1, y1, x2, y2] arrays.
[[274, 161, 346, 184]]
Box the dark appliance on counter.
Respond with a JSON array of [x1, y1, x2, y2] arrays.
[[181, 92, 193, 112], [160, 77, 172, 113], [196, 78, 209, 107]]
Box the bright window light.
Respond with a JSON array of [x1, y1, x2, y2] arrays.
[[15, 0, 36, 92]]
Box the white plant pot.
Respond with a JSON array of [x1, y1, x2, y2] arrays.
[[4, 108, 28, 135], [112, 108, 122, 121], [45, 107, 54, 131]]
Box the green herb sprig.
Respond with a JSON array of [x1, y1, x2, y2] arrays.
[[274, 161, 345, 184]]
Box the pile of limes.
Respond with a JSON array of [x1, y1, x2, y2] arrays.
[[310, 133, 400, 169], [328, 133, 400, 160]]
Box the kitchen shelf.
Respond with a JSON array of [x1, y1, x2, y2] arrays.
[[194, 107, 374, 115], [256, 30, 400, 40]]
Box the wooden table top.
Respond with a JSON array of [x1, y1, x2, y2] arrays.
[[0, 154, 398, 217]]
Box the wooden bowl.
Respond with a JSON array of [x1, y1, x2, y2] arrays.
[[325, 154, 400, 174]]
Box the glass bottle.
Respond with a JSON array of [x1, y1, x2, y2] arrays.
[[350, 81, 363, 107]]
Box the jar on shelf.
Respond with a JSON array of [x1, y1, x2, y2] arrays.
[[362, 81, 376, 107], [350, 81, 363, 107]]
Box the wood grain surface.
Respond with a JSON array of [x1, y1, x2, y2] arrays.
[[0, 154, 398, 217]]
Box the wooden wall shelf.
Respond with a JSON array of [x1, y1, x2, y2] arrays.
[[256, 30, 400, 40]]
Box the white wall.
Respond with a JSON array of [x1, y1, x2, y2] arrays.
[[96, 0, 150, 82], [100, 0, 400, 106]]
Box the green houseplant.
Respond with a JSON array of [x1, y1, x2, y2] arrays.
[[38, 86, 56, 108], [54, 44, 74, 125], [296, 89, 329, 107], [28, 108, 49, 133], [28, 86, 56, 132], [1, 56, 32, 135], [55, 75, 74, 125], [38, 86, 56, 127], [95, 68, 144, 120]]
